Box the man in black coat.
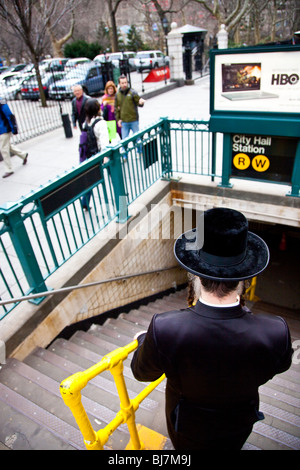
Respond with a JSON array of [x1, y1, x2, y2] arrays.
[[131, 207, 293, 450], [71, 85, 89, 131]]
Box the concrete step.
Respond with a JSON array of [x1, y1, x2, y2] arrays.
[[0, 381, 82, 450]]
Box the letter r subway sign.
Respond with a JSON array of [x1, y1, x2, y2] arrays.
[[231, 134, 298, 183]]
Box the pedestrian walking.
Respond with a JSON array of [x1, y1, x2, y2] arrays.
[[79, 98, 110, 210], [115, 75, 145, 157], [101, 80, 121, 140], [71, 85, 90, 131], [0, 98, 28, 178]]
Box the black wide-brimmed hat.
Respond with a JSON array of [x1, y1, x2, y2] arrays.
[[174, 207, 269, 281]]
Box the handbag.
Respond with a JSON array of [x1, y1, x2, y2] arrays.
[[106, 120, 117, 142]]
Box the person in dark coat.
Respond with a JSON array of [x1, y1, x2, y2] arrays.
[[131, 207, 293, 450], [71, 85, 89, 131]]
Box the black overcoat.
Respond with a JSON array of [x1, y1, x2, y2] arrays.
[[131, 301, 292, 449]]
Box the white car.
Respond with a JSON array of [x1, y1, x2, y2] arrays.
[[64, 57, 91, 72], [109, 52, 137, 71], [94, 54, 110, 64], [134, 50, 169, 73], [0, 73, 33, 100]]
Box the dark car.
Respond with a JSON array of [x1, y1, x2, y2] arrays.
[[48, 62, 104, 100], [21, 72, 66, 100], [39, 58, 69, 73]]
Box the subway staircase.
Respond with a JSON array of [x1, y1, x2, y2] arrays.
[[0, 289, 299, 450]]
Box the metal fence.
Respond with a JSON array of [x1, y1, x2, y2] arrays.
[[0, 60, 127, 147], [0, 118, 215, 318]]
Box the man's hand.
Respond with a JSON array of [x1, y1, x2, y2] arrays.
[[133, 330, 147, 340]]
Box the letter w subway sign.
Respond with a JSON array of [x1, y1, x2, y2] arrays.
[[231, 134, 298, 183]]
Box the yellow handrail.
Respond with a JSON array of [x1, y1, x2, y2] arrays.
[[59, 339, 165, 450], [245, 276, 257, 302]]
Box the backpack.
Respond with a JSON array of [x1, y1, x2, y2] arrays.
[[79, 118, 100, 163], [0, 102, 18, 135]]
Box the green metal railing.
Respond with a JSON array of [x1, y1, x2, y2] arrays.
[[2, 117, 297, 319], [3, 118, 210, 318]]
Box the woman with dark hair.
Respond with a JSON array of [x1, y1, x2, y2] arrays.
[[80, 98, 109, 210], [84, 98, 109, 150]]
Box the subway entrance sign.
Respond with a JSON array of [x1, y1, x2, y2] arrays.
[[209, 44, 300, 196], [231, 134, 298, 183]]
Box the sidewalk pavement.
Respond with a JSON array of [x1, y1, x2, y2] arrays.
[[0, 74, 210, 207]]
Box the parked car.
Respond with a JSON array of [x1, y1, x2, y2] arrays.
[[48, 62, 104, 100], [94, 53, 110, 64], [39, 58, 68, 73], [21, 72, 66, 100], [0, 73, 22, 98], [134, 50, 169, 72], [0, 74, 33, 100], [0, 66, 10, 74], [0, 71, 20, 85], [108, 51, 137, 71], [64, 57, 91, 72], [4, 63, 28, 73], [50, 58, 69, 72], [125, 51, 137, 71]]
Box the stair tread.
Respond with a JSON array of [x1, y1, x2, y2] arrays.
[[104, 317, 146, 334], [252, 301, 300, 321], [2, 357, 130, 436], [250, 421, 300, 450], [259, 384, 300, 416], [0, 382, 84, 450], [120, 312, 151, 327], [91, 323, 133, 346]]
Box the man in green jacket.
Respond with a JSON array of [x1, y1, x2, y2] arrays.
[[115, 75, 145, 156]]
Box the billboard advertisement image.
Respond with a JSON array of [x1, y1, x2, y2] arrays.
[[213, 50, 300, 113]]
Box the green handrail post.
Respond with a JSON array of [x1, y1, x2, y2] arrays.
[[211, 131, 217, 182], [160, 117, 172, 180], [218, 133, 233, 188], [288, 139, 300, 197], [108, 144, 129, 223], [1, 202, 48, 303]]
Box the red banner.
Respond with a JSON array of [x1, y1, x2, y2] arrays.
[[143, 66, 170, 82]]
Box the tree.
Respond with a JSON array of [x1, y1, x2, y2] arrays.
[[0, 0, 49, 106], [64, 39, 101, 59], [105, 0, 126, 52], [34, 0, 88, 57], [191, 0, 252, 33], [133, 0, 191, 51], [126, 24, 144, 51]]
